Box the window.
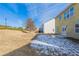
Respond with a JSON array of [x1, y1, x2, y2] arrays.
[[67, 12, 69, 19], [55, 26, 58, 32], [64, 12, 69, 19], [58, 16, 62, 21], [64, 12, 67, 19], [69, 6, 74, 17], [75, 24, 79, 33], [64, 6, 74, 20], [62, 25, 67, 32]]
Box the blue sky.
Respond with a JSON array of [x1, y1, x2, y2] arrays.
[[0, 3, 70, 28]]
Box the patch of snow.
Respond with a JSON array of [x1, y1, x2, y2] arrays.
[[31, 40, 65, 49], [30, 34, 79, 56]]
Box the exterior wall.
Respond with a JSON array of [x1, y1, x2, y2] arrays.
[[44, 19, 55, 34], [67, 4, 79, 39], [55, 4, 79, 39]]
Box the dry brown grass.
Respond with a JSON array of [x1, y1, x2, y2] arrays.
[[0, 30, 37, 55]]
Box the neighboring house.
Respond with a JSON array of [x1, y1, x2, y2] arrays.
[[44, 19, 55, 34], [44, 3, 79, 39]]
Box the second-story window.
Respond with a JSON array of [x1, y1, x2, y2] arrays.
[[67, 11, 69, 19], [58, 16, 62, 21], [69, 6, 74, 17], [64, 12, 67, 19], [64, 6, 74, 20]]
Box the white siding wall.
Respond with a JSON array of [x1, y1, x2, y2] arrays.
[[44, 19, 55, 34]]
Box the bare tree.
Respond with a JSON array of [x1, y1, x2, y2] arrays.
[[25, 18, 37, 31]]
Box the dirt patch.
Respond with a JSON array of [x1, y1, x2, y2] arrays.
[[0, 30, 37, 56]]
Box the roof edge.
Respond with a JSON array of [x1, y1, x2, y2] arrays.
[[54, 3, 76, 18]]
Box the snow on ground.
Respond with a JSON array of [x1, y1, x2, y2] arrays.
[[30, 34, 79, 56], [31, 40, 66, 49]]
